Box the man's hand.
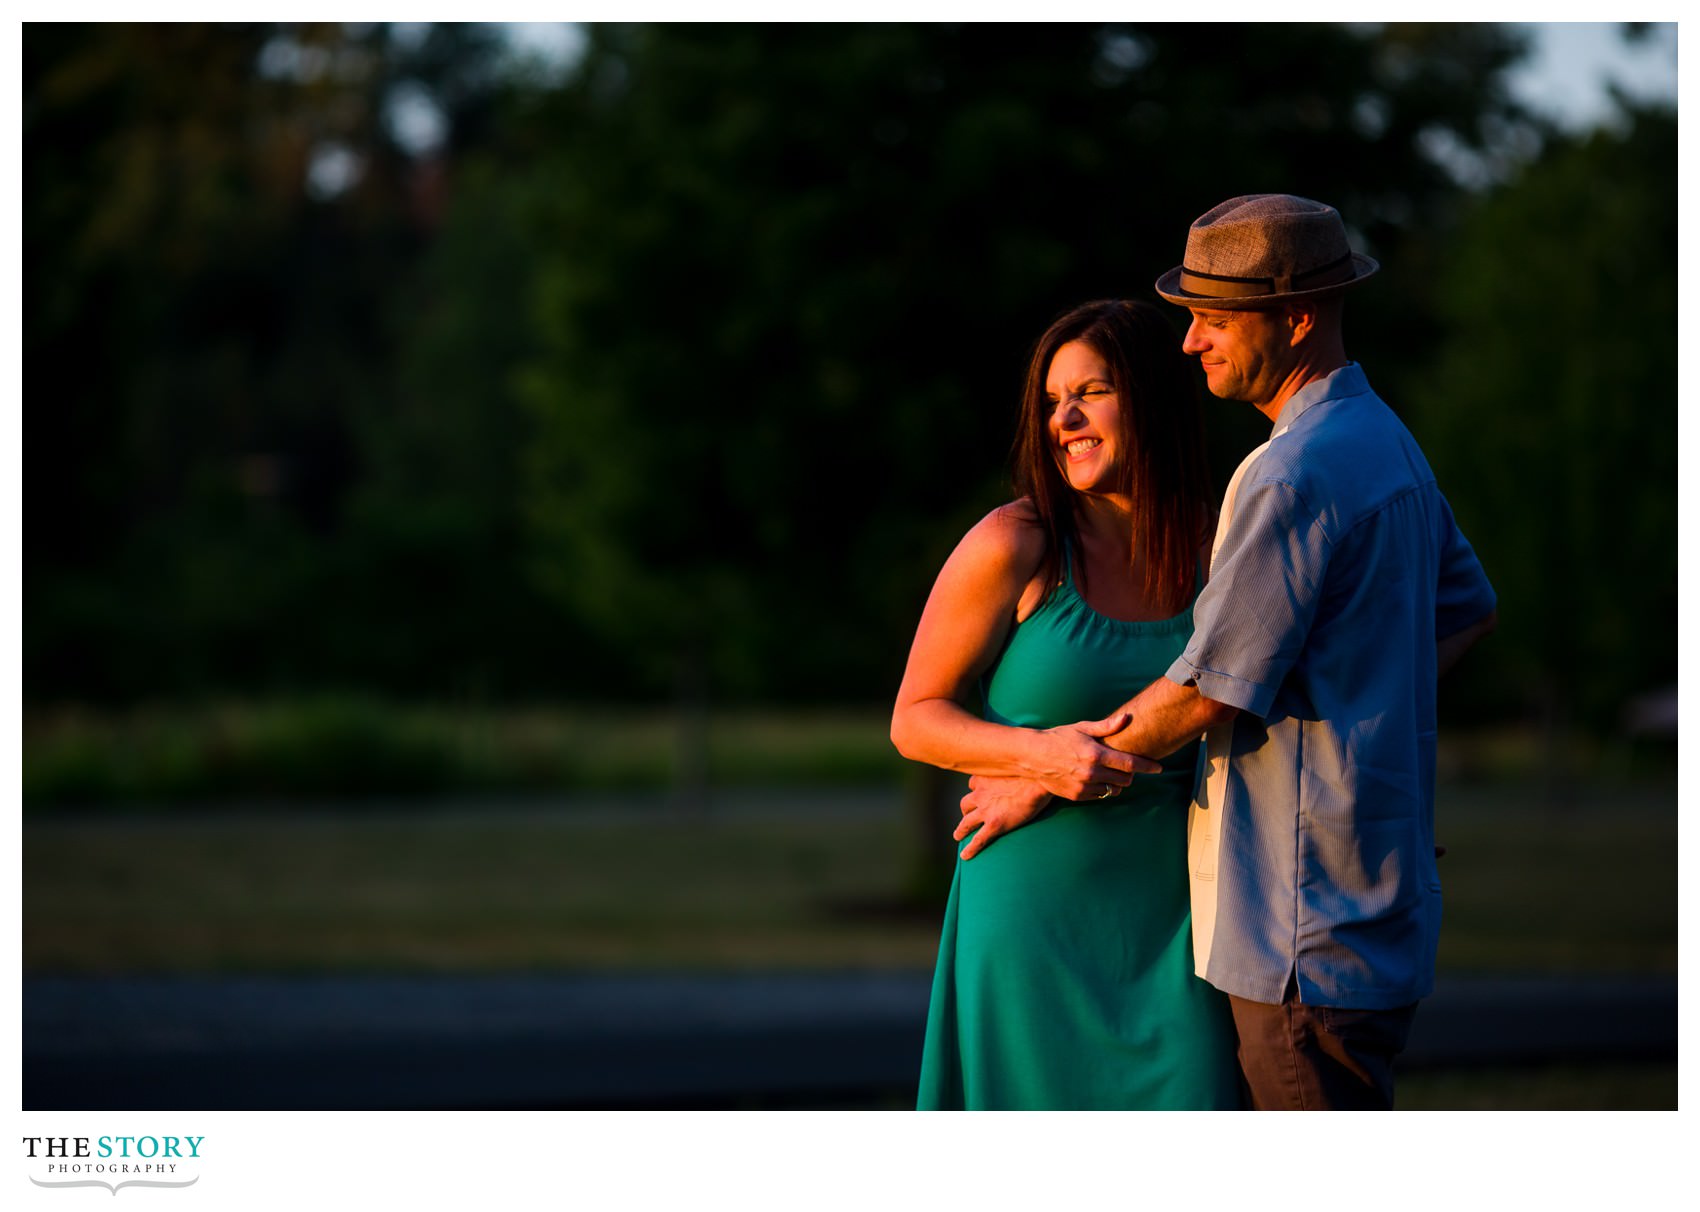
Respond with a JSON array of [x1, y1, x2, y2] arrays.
[[953, 709, 1168, 859], [1027, 710, 1161, 801], [954, 774, 1054, 860]]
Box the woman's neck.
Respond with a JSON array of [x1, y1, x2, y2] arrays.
[[1073, 491, 1136, 545], [1067, 492, 1172, 620]]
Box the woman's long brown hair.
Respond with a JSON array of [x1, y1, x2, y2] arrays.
[[1012, 299, 1212, 615]]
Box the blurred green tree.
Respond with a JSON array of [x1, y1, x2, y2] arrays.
[[24, 22, 560, 701], [496, 20, 1545, 820], [1399, 100, 1676, 740], [28, 21, 1556, 717], [514, 22, 1540, 711]]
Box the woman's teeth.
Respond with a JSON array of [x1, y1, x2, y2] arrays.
[[1066, 438, 1101, 456]]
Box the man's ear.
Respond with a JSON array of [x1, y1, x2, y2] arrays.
[[1284, 304, 1317, 347]]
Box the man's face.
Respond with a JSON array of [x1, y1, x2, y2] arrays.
[[1181, 307, 1291, 407]]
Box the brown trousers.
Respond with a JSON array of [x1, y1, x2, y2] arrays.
[[1228, 991, 1418, 1110]]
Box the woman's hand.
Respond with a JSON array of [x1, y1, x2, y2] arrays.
[[1023, 710, 1159, 801], [890, 507, 1162, 795], [955, 715, 1165, 858], [955, 775, 1053, 860]]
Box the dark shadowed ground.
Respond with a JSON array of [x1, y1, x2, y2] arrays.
[[22, 968, 1677, 1109]]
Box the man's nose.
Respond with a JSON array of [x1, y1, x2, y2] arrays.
[[1181, 319, 1207, 354]]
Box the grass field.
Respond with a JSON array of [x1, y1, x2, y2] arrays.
[[24, 797, 939, 971], [1427, 782, 1678, 974], [22, 700, 909, 803], [1396, 1062, 1676, 1111], [23, 778, 1675, 975]]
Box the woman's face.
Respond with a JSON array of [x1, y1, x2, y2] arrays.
[[1045, 339, 1122, 494]]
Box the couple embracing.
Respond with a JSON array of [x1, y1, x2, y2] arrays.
[[892, 194, 1498, 1111]]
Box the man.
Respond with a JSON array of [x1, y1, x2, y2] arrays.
[[956, 194, 1498, 1110]]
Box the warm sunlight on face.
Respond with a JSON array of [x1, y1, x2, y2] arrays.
[[1180, 308, 1290, 408], [1045, 340, 1122, 494]]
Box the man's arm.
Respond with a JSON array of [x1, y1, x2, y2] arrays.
[[1437, 609, 1497, 677], [954, 676, 1239, 860], [1099, 675, 1239, 761]]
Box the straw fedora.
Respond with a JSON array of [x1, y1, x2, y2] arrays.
[[1154, 194, 1378, 310]]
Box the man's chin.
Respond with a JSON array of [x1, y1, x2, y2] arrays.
[[1201, 371, 1242, 402]]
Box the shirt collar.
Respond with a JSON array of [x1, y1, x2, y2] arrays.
[[1271, 362, 1369, 436]]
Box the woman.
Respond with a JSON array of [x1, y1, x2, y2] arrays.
[[892, 299, 1240, 1109]]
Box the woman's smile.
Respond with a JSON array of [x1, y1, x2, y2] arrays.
[[1046, 340, 1122, 491]]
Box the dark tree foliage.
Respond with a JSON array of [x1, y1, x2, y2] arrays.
[[515, 22, 1536, 701], [25, 22, 572, 701], [29, 21, 1572, 710], [1398, 102, 1677, 733]]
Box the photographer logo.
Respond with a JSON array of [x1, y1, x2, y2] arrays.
[[23, 1135, 203, 1196]]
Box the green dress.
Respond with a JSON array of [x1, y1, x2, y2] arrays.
[[916, 552, 1241, 1110]]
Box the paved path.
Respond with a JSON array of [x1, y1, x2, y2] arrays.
[[23, 970, 1676, 1109]]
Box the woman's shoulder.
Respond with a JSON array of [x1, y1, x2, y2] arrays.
[[941, 500, 1048, 609], [943, 499, 1053, 623], [962, 499, 1046, 566]]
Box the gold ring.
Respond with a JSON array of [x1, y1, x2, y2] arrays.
[[1098, 785, 1113, 799]]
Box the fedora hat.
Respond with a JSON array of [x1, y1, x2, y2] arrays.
[[1155, 194, 1378, 310]]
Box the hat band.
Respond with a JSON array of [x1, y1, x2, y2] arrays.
[[1177, 251, 1356, 300]]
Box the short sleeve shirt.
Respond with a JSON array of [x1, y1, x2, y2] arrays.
[[1167, 364, 1496, 1009]]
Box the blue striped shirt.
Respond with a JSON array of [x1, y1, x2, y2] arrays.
[[1167, 363, 1496, 1009]]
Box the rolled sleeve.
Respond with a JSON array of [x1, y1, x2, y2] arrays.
[[1172, 477, 1329, 719]]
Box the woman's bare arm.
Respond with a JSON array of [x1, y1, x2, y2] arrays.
[[890, 504, 1155, 800]]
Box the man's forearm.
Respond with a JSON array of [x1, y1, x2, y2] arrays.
[[953, 677, 1233, 860], [1103, 676, 1238, 760]]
